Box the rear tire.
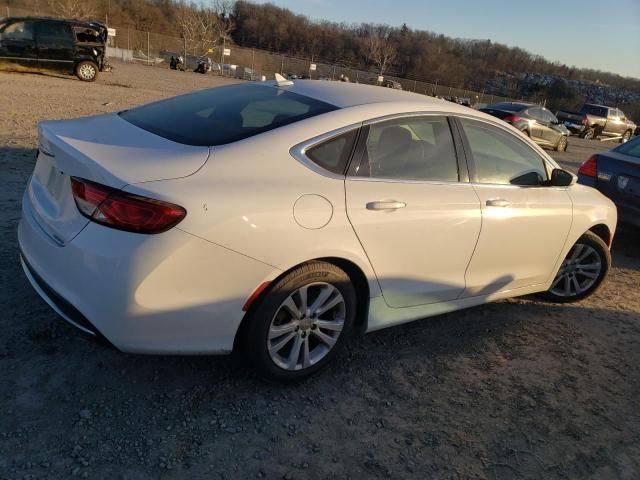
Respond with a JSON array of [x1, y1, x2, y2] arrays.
[[75, 61, 98, 82], [582, 127, 595, 140], [244, 261, 357, 382], [538, 231, 610, 303]]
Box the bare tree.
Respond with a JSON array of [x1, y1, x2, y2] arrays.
[[47, 0, 96, 19], [362, 25, 396, 76], [175, 1, 235, 57]]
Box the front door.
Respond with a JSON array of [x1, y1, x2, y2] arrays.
[[0, 20, 37, 69], [456, 117, 572, 296], [35, 21, 75, 72], [345, 115, 481, 308]]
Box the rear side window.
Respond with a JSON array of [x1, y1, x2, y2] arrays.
[[306, 130, 358, 175], [459, 118, 548, 185], [120, 84, 337, 146], [37, 22, 73, 45]]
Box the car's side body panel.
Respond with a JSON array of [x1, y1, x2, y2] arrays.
[[18, 83, 618, 353]]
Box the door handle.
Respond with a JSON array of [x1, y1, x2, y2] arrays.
[[486, 198, 510, 207], [366, 201, 406, 211]]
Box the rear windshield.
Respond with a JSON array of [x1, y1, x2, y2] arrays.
[[120, 84, 337, 146], [580, 105, 608, 117], [614, 135, 640, 158], [487, 103, 526, 112]]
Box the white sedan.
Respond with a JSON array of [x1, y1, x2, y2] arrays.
[[18, 78, 617, 381]]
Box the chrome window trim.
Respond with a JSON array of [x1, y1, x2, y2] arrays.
[[289, 122, 362, 180], [291, 109, 558, 184]]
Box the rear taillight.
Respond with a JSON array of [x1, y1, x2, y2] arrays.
[[581, 115, 588, 126], [503, 114, 522, 123], [70, 177, 186, 234], [578, 155, 598, 178]]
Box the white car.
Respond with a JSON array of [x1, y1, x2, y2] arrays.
[[19, 78, 617, 381]]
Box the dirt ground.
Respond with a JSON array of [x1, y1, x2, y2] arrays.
[[1, 62, 639, 480]]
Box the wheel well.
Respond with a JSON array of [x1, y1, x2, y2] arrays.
[[232, 257, 370, 352], [320, 257, 370, 335], [589, 224, 611, 247]]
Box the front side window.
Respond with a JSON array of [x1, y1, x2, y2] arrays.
[[120, 84, 337, 146], [459, 117, 548, 186], [305, 130, 358, 175], [353, 116, 459, 182], [0, 21, 34, 41]]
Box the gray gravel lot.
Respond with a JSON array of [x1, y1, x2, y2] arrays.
[[1, 62, 639, 480]]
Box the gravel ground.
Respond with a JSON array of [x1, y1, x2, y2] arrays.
[[1, 62, 639, 480]]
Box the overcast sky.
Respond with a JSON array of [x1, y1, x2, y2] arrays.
[[252, 0, 640, 79]]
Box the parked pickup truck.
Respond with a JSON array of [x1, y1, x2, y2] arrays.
[[556, 104, 636, 143]]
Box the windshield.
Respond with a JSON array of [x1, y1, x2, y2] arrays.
[[120, 84, 337, 146], [614, 135, 640, 158]]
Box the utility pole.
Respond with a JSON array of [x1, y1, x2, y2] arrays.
[[220, 37, 225, 75], [146, 31, 150, 66]]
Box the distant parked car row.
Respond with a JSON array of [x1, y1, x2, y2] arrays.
[[556, 104, 636, 142], [480, 102, 569, 152]]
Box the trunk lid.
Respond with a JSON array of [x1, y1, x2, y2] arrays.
[[27, 113, 209, 245], [597, 151, 640, 206]]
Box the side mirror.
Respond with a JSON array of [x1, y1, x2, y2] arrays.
[[549, 168, 575, 187], [510, 170, 544, 186]]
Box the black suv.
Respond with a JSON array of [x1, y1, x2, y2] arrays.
[[0, 16, 109, 81]]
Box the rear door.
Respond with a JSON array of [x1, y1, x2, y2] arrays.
[[0, 20, 37, 69], [526, 107, 546, 143], [455, 117, 572, 296], [541, 109, 562, 145], [345, 115, 481, 308], [35, 20, 75, 71]]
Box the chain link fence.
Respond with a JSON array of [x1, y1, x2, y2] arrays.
[[2, 3, 525, 106]]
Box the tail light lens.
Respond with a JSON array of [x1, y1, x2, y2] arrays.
[[581, 115, 588, 126], [503, 114, 521, 123], [578, 155, 598, 178], [71, 177, 186, 234]]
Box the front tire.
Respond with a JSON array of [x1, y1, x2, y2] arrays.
[[555, 135, 568, 152], [539, 231, 610, 303], [75, 61, 98, 82], [621, 130, 631, 143], [244, 261, 357, 382]]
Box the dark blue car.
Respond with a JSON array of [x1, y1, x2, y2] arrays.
[[578, 136, 640, 227]]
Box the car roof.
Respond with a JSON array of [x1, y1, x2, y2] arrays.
[[2, 16, 106, 28], [265, 79, 470, 112]]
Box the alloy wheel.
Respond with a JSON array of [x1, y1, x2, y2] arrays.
[[549, 243, 602, 298], [79, 64, 96, 80], [267, 282, 346, 371]]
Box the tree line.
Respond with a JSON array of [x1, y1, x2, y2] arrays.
[[7, 0, 640, 105]]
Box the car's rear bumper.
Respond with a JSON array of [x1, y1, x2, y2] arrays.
[[18, 193, 278, 354], [616, 202, 640, 227]]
